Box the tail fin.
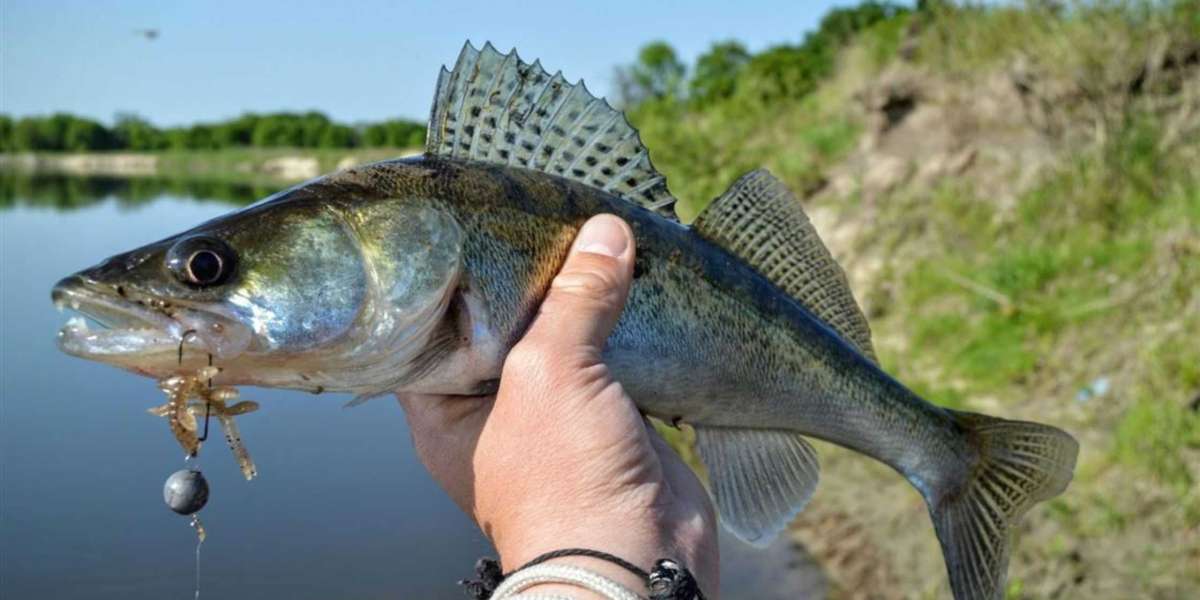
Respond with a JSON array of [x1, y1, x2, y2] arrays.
[[928, 410, 1079, 600]]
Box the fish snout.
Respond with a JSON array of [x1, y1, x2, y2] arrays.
[[51, 274, 86, 305], [52, 248, 160, 304]]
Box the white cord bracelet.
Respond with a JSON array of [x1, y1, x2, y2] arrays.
[[491, 563, 645, 600]]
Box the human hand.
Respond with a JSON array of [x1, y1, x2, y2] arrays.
[[398, 214, 719, 597]]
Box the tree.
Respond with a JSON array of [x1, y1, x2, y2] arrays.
[[184, 124, 218, 150], [214, 113, 258, 147], [299, 111, 332, 147], [12, 118, 42, 150], [318, 124, 357, 148], [362, 123, 389, 147], [817, 2, 908, 44], [63, 117, 113, 151], [114, 113, 164, 150], [690, 41, 751, 106], [737, 2, 909, 103], [0, 116, 12, 152], [614, 41, 686, 107], [361, 119, 423, 148], [36, 114, 76, 151], [252, 115, 304, 147]]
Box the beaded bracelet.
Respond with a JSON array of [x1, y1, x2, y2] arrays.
[[460, 548, 707, 600]]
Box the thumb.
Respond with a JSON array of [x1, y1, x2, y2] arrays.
[[520, 214, 635, 354]]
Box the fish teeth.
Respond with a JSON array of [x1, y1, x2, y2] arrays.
[[64, 316, 89, 331]]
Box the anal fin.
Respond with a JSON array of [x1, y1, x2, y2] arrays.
[[694, 426, 820, 547]]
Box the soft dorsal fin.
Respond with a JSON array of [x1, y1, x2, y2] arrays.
[[427, 42, 680, 221], [694, 169, 877, 363]]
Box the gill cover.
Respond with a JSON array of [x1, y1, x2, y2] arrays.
[[221, 206, 367, 352]]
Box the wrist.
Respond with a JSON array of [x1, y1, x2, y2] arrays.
[[490, 510, 716, 598], [495, 517, 659, 594]]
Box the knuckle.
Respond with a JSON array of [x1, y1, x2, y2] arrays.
[[551, 261, 624, 303], [503, 342, 554, 380]]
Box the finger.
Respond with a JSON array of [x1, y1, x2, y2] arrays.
[[397, 392, 493, 470], [519, 214, 635, 355], [398, 392, 491, 431], [644, 421, 717, 523], [397, 393, 494, 516]]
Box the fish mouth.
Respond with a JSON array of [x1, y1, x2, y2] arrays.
[[52, 276, 248, 368]]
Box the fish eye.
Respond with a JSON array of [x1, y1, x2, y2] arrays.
[[167, 236, 236, 287], [188, 250, 224, 285]]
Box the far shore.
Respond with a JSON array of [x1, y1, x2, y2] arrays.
[[0, 147, 420, 182]]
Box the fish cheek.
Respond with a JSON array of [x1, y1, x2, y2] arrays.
[[224, 213, 368, 352], [356, 201, 464, 316]]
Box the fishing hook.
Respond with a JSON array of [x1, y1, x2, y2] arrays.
[[178, 329, 197, 365], [177, 330, 213, 443], [197, 354, 213, 442]]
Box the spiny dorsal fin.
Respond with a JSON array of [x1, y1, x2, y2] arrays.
[[427, 41, 680, 221], [694, 169, 877, 363]]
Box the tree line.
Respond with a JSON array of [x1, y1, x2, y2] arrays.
[[615, 1, 910, 109], [0, 111, 426, 152]]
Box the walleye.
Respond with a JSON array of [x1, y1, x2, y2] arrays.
[[51, 43, 1078, 599]]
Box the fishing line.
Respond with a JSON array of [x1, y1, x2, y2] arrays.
[[197, 354, 213, 443], [174, 329, 209, 599], [192, 517, 204, 600]]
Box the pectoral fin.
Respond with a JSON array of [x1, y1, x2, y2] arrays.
[[694, 426, 820, 547]]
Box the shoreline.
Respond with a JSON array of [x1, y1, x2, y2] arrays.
[[0, 147, 419, 182]]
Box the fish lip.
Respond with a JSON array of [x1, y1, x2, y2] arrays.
[[52, 276, 189, 360], [53, 276, 179, 331]]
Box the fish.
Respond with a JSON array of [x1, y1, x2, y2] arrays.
[[51, 42, 1078, 599]]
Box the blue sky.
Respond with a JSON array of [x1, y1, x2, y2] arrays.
[[3, 0, 855, 126]]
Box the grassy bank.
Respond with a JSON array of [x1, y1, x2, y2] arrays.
[[646, 2, 1198, 598]]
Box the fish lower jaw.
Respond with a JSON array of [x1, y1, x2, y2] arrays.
[[57, 315, 182, 360]]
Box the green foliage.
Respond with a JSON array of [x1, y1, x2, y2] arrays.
[[614, 41, 687, 106], [0, 116, 11, 152], [887, 114, 1198, 396], [689, 41, 751, 107], [728, 1, 909, 103], [0, 171, 264, 209], [0, 111, 424, 152], [609, 1, 908, 217], [63, 117, 114, 151], [113, 113, 165, 150], [361, 119, 426, 149], [1115, 393, 1200, 495]]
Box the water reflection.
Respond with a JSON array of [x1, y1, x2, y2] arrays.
[[0, 171, 268, 210]]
